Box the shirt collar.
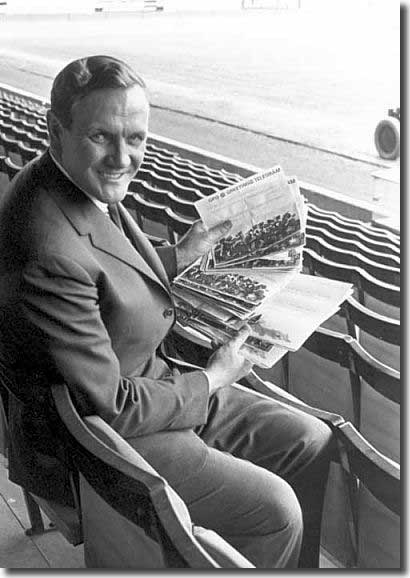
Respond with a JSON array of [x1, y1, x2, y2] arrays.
[[49, 150, 109, 215]]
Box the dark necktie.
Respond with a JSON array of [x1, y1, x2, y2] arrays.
[[108, 203, 139, 253], [108, 203, 125, 233], [108, 203, 166, 285]]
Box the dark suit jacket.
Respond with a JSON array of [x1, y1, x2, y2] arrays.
[[0, 151, 209, 504]]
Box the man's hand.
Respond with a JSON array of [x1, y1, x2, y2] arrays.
[[175, 219, 232, 272], [204, 326, 254, 394]]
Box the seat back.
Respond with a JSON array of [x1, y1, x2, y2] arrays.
[[293, 327, 361, 422], [299, 326, 400, 410], [337, 422, 400, 515], [286, 325, 400, 567], [306, 204, 400, 251], [348, 338, 400, 463], [51, 384, 254, 569], [341, 296, 400, 346], [304, 248, 400, 308], [306, 223, 400, 268], [349, 339, 400, 405], [0, 356, 83, 545], [336, 421, 400, 568], [292, 327, 400, 462], [306, 235, 400, 286], [123, 192, 175, 242]]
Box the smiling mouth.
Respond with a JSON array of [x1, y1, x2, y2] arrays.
[[99, 171, 128, 181]]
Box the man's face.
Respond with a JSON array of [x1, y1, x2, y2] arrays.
[[57, 85, 149, 204]]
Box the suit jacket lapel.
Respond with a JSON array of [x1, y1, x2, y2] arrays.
[[89, 214, 171, 294], [40, 151, 171, 294]]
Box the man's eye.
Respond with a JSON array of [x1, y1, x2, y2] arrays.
[[90, 133, 108, 144], [128, 134, 145, 145]]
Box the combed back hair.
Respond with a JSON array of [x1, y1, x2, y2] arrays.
[[50, 55, 146, 128]]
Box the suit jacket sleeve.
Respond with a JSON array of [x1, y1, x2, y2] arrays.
[[20, 253, 210, 437]]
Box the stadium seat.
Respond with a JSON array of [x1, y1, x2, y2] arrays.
[[18, 141, 40, 164], [123, 192, 177, 243], [22, 132, 48, 152], [31, 125, 48, 141], [303, 249, 400, 309], [133, 180, 200, 221], [306, 224, 400, 268], [140, 167, 206, 202], [0, 155, 10, 182], [167, 163, 232, 190], [129, 179, 171, 206], [0, 357, 83, 546], [164, 206, 194, 237], [161, 324, 401, 568], [3, 156, 22, 180], [167, 164, 222, 195], [292, 327, 400, 461], [336, 421, 400, 568], [144, 153, 240, 187], [167, 190, 200, 219], [170, 172, 220, 197], [129, 191, 195, 238], [172, 155, 242, 184], [341, 297, 400, 346], [8, 116, 36, 133], [307, 205, 400, 251], [306, 235, 400, 286], [336, 296, 400, 371], [51, 382, 255, 569], [6, 120, 25, 137], [0, 133, 22, 161], [348, 337, 400, 445], [146, 142, 177, 160]]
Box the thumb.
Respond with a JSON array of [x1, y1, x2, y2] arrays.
[[231, 325, 251, 350], [208, 219, 232, 240]]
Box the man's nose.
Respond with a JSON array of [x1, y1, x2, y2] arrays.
[[108, 139, 130, 168]]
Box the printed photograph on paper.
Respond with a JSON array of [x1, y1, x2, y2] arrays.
[[195, 166, 306, 270]]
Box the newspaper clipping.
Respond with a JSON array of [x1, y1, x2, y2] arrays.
[[172, 166, 352, 368]]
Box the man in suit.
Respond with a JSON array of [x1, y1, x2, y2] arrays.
[[0, 55, 334, 568]]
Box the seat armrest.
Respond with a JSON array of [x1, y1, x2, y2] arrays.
[[239, 371, 345, 428], [193, 526, 255, 568]]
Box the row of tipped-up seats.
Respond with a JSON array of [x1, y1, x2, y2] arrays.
[[0, 84, 400, 569]]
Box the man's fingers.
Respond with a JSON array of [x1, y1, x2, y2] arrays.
[[230, 325, 251, 350], [189, 219, 231, 238]]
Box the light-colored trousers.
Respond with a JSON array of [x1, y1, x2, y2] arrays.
[[129, 383, 334, 568]]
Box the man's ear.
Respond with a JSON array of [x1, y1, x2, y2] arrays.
[[46, 110, 64, 159]]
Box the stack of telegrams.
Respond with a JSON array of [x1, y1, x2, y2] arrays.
[[172, 166, 352, 367]]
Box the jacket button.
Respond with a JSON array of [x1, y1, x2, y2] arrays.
[[162, 308, 174, 318]]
